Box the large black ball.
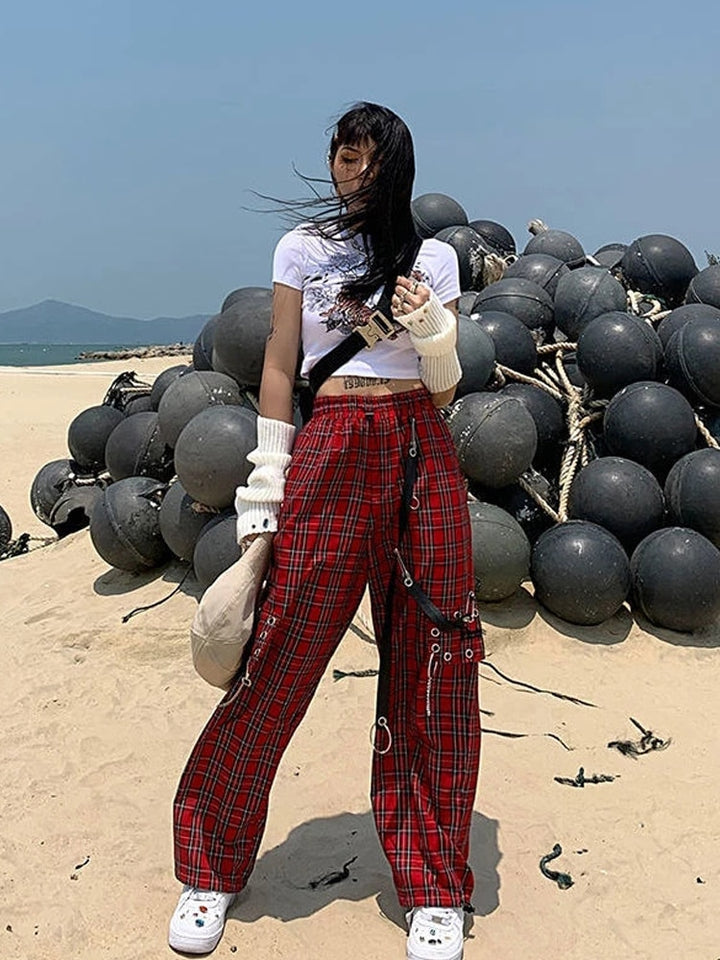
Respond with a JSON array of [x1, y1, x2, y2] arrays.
[[593, 243, 627, 270], [685, 263, 720, 309], [89, 476, 170, 572], [105, 412, 174, 482], [531, 521, 631, 625], [504, 254, 569, 298], [577, 312, 663, 396], [524, 230, 585, 263], [468, 501, 531, 601], [468, 219, 516, 258], [620, 235, 698, 308], [664, 449, 720, 548], [554, 266, 627, 340], [158, 370, 243, 448], [193, 314, 219, 371], [193, 514, 241, 589], [568, 457, 665, 552], [123, 394, 154, 417], [159, 480, 215, 561], [31, 458, 84, 525], [455, 317, 496, 397], [67, 405, 124, 472], [174, 405, 258, 509], [50, 486, 105, 538], [656, 302, 720, 348], [604, 382, 697, 476], [665, 317, 720, 407], [498, 383, 566, 461], [411, 194, 468, 238], [472, 278, 554, 340], [435, 225, 490, 291], [631, 528, 720, 631], [212, 289, 273, 387], [447, 393, 537, 487], [0, 504, 12, 554], [473, 311, 538, 375], [149, 364, 191, 410]]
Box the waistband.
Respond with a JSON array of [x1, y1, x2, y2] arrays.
[[311, 387, 432, 416]]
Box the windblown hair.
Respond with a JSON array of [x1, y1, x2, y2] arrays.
[[273, 102, 420, 303]]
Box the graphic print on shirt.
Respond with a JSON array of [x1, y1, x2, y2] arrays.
[[305, 246, 431, 337]]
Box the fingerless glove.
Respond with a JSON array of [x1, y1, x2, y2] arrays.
[[235, 416, 296, 543], [396, 290, 463, 392]]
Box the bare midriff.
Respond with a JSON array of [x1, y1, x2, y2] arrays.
[[315, 375, 424, 398]]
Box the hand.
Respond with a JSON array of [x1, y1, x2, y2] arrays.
[[240, 530, 273, 554], [392, 275, 430, 318]]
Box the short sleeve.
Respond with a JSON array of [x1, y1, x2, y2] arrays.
[[419, 239, 461, 305], [272, 229, 306, 291]]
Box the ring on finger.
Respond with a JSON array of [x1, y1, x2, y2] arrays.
[[411, 280, 418, 294]]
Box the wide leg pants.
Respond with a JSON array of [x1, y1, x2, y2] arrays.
[[173, 388, 483, 908]]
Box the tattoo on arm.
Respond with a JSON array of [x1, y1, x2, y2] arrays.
[[342, 376, 391, 389]]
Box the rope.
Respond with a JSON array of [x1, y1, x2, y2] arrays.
[[695, 413, 720, 449], [517, 473, 561, 523]]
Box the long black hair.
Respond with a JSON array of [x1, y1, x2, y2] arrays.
[[273, 102, 420, 303]]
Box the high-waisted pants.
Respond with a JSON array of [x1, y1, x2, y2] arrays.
[[173, 388, 483, 909]]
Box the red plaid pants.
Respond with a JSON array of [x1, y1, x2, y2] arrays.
[[174, 388, 483, 908]]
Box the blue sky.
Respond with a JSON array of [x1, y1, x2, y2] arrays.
[[1, 0, 717, 318]]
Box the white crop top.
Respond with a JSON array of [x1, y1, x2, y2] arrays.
[[272, 226, 461, 380]]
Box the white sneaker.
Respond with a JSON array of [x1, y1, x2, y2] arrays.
[[168, 885, 235, 954], [406, 906, 465, 960]]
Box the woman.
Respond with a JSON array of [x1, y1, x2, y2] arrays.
[[169, 102, 483, 960]]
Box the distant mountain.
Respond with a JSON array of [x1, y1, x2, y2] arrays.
[[0, 299, 212, 345]]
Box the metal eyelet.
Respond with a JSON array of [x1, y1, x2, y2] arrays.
[[267, 616, 276, 626], [431, 642, 441, 654], [443, 651, 452, 662], [465, 648, 475, 660], [430, 627, 441, 638]]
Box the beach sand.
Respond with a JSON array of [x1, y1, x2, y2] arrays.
[[0, 358, 718, 959]]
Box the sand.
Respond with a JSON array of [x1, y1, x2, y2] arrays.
[[0, 357, 719, 960]]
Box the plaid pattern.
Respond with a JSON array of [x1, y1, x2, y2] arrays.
[[174, 388, 483, 908]]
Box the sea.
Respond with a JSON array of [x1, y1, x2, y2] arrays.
[[0, 344, 141, 367]]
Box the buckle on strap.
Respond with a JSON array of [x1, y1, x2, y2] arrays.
[[354, 309, 398, 348]]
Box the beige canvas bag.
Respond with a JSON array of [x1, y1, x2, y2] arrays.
[[190, 533, 273, 690]]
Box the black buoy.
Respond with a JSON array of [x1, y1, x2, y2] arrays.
[[174, 405, 258, 509], [684, 263, 720, 309], [603, 382, 697, 476], [193, 314, 219, 371], [212, 289, 273, 387], [531, 520, 631, 625], [593, 243, 627, 270], [524, 229, 585, 263], [473, 310, 538, 375], [104, 412, 174, 482], [576, 312, 663, 396], [472, 278, 554, 340], [411, 193, 468, 238], [568, 457, 665, 552], [447, 392, 537, 487], [149, 364, 191, 410], [498, 383, 566, 463], [157, 370, 244, 448], [631, 527, 720, 631], [455, 317, 496, 397], [50, 485, 105, 538], [123, 394, 154, 417], [193, 514, 241, 589], [0, 504, 12, 554], [553, 266, 627, 340], [665, 449, 720, 548], [656, 302, 720, 348], [435, 225, 491, 291], [159, 480, 215, 561], [475, 478, 555, 544], [665, 317, 720, 407], [620, 235, 698, 308], [504, 254, 569, 298], [89, 476, 170, 572], [468, 219, 516, 258], [468, 501, 531, 601], [67, 405, 125, 472], [31, 459, 84, 525]]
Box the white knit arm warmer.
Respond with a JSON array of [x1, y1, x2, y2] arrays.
[[235, 416, 296, 543], [395, 289, 462, 393]]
